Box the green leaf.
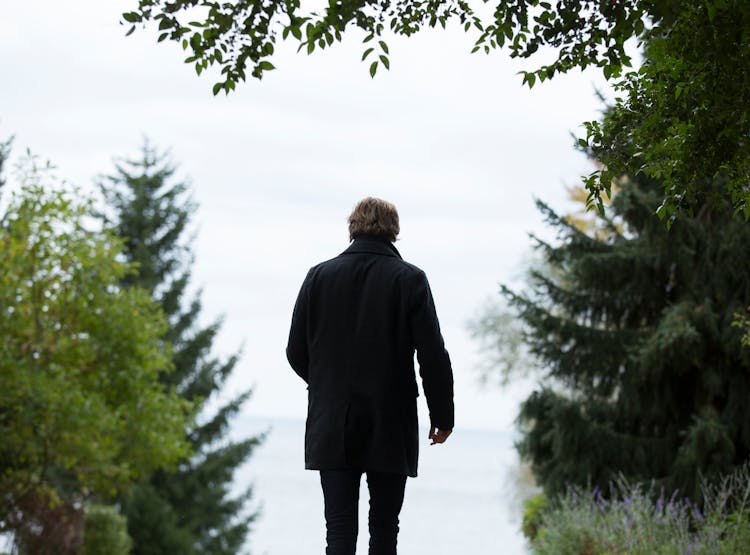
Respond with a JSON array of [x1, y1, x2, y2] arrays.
[[362, 47, 374, 61], [212, 82, 223, 96], [258, 61, 275, 71], [369, 61, 378, 78], [379, 55, 390, 70], [122, 12, 141, 23], [521, 72, 536, 88], [379, 41, 389, 55]]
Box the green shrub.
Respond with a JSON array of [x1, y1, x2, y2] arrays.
[[522, 493, 550, 541], [79, 505, 132, 555], [528, 464, 750, 555]]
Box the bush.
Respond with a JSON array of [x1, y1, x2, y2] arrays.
[[79, 505, 132, 555], [528, 464, 750, 555], [522, 493, 549, 541]]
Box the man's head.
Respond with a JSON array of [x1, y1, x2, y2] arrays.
[[348, 197, 400, 242]]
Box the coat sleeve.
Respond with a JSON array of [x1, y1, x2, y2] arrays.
[[409, 270, 454, 430], [286, 269, 313, 383]]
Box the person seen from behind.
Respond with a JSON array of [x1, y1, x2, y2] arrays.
[[286, 197, 455, 555]]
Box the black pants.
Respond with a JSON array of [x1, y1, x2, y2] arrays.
[[319, 469, 407, 555]]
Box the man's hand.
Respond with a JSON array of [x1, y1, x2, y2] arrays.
[[428, 426, 452, 445]]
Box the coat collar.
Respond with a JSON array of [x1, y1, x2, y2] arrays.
[[342, 235, 402, 259]]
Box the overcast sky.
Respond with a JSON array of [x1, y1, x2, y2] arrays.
[[2, 2, 610, 431]]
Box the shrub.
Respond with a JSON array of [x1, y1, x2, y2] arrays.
[[522, 493, 550, 541], [79, 505, 132, 555], [528, 464, 750, 555]]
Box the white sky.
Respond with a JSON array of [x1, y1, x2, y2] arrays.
[[2, 1, 611, 432]]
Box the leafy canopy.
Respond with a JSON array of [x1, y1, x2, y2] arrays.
[[583, 1, 750, 221], [123, 0, 650, 91], [0, 156, 192, 538], [124, 1, 750, 219]]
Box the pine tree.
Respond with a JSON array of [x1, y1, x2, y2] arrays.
[[99, 142, 264, 554], [503, 177, 750, 502]]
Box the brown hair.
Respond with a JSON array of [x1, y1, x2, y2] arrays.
[[348, 197, 400, 242]]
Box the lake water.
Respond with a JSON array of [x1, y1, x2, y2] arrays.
[[234, 417, 528, 555]]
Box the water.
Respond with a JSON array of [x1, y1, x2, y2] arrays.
[[234, 417, 528, 555]]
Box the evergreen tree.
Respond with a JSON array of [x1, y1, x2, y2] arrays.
[[503, 177, 750, 502], [99, 142, 263, 554]]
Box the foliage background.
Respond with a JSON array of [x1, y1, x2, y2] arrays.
[[0, 158, 192, 551]]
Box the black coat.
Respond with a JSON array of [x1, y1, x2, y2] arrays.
[[286, 235, 454, 477]]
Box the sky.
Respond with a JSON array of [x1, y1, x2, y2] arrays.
[[2, 1, 611, 432]]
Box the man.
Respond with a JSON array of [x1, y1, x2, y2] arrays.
[[286, 197, 455, 555]]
